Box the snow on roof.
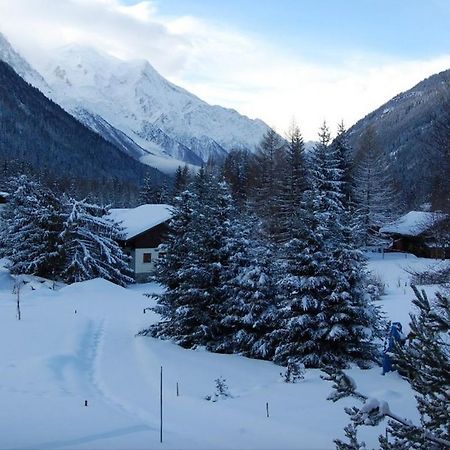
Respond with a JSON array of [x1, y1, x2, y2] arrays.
[[109, 204, 172, 240], [0, 191, 9, 197], [380, 211, 447, 237]]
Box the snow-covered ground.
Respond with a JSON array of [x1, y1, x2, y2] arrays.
[[0, 253, 441, 449]]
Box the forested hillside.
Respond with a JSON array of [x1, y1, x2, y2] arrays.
[[0, 61, 167, 205], [346, 69, 450, 211]]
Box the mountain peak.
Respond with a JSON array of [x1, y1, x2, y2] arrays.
[[40, 43, 271, 167]]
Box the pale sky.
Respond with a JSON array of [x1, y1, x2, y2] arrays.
[[1, 0, 450, 140]]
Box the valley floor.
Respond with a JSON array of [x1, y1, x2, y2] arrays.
[[0, 253, 441, 449]]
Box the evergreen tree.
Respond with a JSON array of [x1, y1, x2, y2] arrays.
[[278, 121, 308, 242], [328, 289, 450, 450], [331, 122, 354, 209], [274, 186, 334, 366], [275, 122, 381, 368], [353, 127, 399, 247], [218, 215, 279, 359], [59, 197, 133, 286], [221, 150, 253, 208], [143, 170, 235, 349], [139, 175, 168, 204], [384, 288, 450, 449], [0, 175, 63, 278], [172, 165, 190, 199], [252, 129, 287, 243]]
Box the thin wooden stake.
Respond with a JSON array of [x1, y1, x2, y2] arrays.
[[160, 366, 163, 443], [16, 281, 21, 321], [176, 382, 179, 397], [266, 402, 269, 418]]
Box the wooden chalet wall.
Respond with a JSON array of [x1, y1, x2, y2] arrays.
[[125, 222, 169, 249]]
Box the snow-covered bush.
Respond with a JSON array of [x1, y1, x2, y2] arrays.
[[205, 377, 232, 402], [365, 272, 385, 301], [280, 358, 305, 383]]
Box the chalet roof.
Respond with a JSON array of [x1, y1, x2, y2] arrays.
[[380, 211, 447, 237], [109, 204, 172, 240]]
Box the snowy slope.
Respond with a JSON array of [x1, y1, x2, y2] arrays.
[[37, 44, 271, 166], [0, 34, 189, 174], [0, 32, 51, 96], [0, 254, 436, 449]]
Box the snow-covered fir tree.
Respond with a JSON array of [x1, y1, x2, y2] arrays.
[[139, 174, 168, 204], [274, 184, 334, 366], [331, 122, 354, 209], [172, 165, 191, 199], [277, 121, 308, 243], [275, 123, 381, 368], [353, 126, 399, 247], [218, 215, 279, 359], [253, 128, 287, 243], [221, 149, 253, 208], [381, 287, 450, 449], [0, 175, 63, 278], [144, 169, 235, 349], [59, 197, 133, 286]]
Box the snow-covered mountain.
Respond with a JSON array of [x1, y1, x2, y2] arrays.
[[36, 44, 271, 169], [0, 33, 51, 96], [0, 33, 271, 172], [346, 68, 450, 209]]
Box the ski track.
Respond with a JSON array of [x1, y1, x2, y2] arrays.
[[92, 317, 155, 424], [47, 319, 105, 395], [45, 313, 157, 448]]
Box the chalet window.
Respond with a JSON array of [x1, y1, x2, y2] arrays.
[[143, 253, 152, 263]]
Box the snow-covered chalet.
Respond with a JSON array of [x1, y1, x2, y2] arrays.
[[109, 204, 172, 282], [380, 211, 450, 259]]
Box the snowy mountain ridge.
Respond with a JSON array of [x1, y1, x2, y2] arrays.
[[37, 43, 271, 168], [0, 32, 51, 96], [0, 33, 271, 172]]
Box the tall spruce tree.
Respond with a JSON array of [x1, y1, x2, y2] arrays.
[[221, 150, 253, 208], [139, 174, 168, 205], [59, 197, 133, 286], [275, 122, 381, 367], [353, 127, 399, 247], [331, 122, 354, 209], [144, 169, 235, 349], [0, 175, 63, 278], [277, 122, 308, 243], [218, 215, 279, 359], [253, 129, 287, 243], [172, 165, 190, 199]]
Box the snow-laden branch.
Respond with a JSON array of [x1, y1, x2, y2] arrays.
[[321, 366, 450, 448]]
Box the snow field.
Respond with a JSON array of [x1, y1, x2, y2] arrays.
[[0, 254, 439, 449]]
